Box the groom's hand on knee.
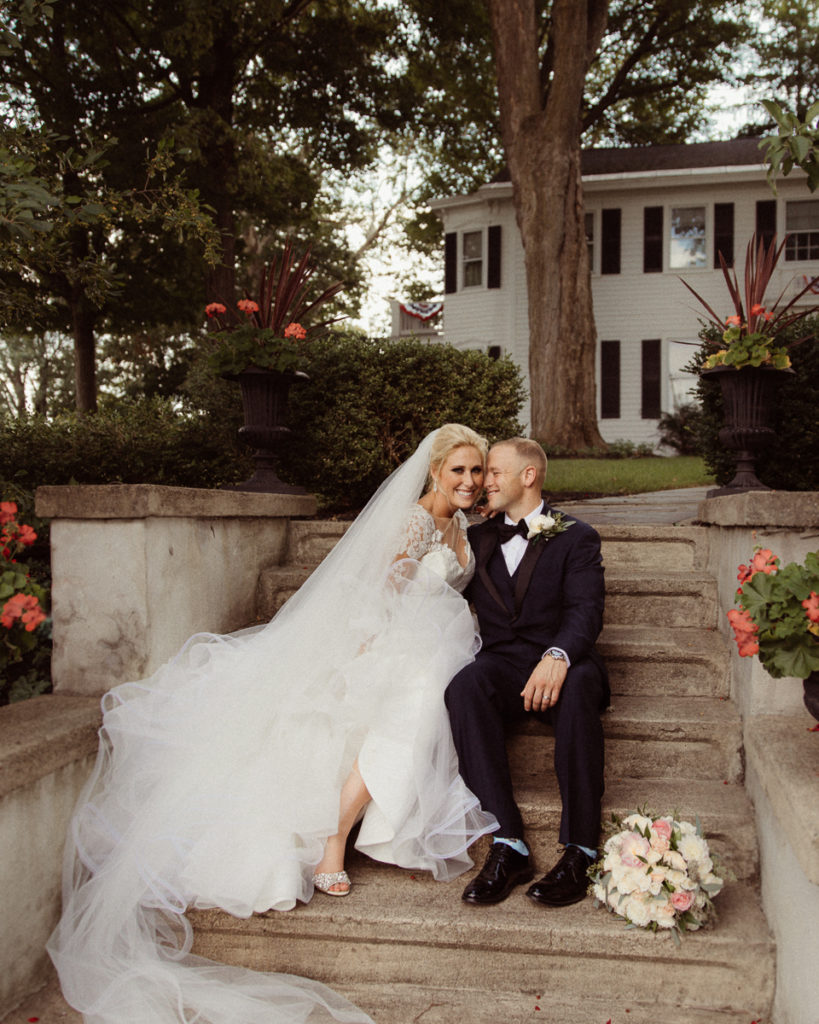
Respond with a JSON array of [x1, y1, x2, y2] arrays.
[[521, 658, 567, 712]]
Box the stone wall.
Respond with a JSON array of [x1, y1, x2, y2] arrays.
[[0, 695, 100, 1017], [35, 484, 315, 696], [698, 492, 819, 1024]]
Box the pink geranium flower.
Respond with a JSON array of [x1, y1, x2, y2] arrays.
[[803, 592, 819, 624]]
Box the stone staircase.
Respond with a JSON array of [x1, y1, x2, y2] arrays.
[[190, 520, 776, 1023]]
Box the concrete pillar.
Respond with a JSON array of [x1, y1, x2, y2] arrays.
[[35, 485, 315, 696]]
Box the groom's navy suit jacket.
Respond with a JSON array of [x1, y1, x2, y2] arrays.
[[465, 505, 607, 682], [448, 504, 609, 844]]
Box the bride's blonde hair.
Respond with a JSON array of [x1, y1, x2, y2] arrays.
[[427, 423, 488, 489]]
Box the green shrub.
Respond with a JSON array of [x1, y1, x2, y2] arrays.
[[0, 398, 253, 494], [279, 334, 526, 509], [690, 317, 819, 490], [0, 336, 525, 512], [657, 403, 705, 455]]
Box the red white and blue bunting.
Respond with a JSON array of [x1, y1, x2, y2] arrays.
[[400, 300, 443, 321]]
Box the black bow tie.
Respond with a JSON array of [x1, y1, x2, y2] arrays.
[[496, 518, 529, 544]]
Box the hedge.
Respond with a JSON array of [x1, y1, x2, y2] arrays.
[[0, 335, 526, 511]]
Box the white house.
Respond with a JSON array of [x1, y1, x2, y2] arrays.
[[427, 138, 819, 446]]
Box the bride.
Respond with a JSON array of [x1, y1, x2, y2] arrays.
[[48, 423, 498, 1024]]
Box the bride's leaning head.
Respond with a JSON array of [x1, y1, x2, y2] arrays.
[[425, 424, 488, 516]]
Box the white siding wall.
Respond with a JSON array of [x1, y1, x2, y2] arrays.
[[435, 170, 818, 447]]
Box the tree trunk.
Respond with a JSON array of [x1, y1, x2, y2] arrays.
[[489, 0, 607, 449], [72, 301, 98, 413]]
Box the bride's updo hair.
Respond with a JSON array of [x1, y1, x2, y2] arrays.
[[427, 423, 489, 488]]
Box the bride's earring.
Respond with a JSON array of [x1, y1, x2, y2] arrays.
[[432, 479, 438, 493]]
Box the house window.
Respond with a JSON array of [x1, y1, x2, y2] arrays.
[[714, 203, 734, 268], [463, 231, 483, 287], [670, 207, 706, 268], [601, 208, 621, 274], [600, 340, 620, 419], [643, 207, 663, 273], [641, 339, 661, 419], [488, 345, 501, 360], [756, 200, 776, 249], [585, 212, 594, 271], [785, 200, 819, 261]]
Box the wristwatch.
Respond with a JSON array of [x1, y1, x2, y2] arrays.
[[544, 648, 566, 662]]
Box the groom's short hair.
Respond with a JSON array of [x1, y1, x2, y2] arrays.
[[494, 437, 548, 489]]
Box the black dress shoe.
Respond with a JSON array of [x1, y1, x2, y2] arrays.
[[462, 843, 534, 905], [526, 847, 595, 907]]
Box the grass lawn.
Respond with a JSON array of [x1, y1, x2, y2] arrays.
[[544, 455, 715, 498]]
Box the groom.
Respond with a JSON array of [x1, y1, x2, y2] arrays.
[[445, 437, 609, 907]]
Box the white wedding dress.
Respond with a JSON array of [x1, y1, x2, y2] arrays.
[[48, 430, 497, 1024]]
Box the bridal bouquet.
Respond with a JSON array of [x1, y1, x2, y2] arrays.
[[589, 811, 724, 943]]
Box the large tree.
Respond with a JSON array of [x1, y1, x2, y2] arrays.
[[1, 0, 412, 410], [483, 0, 749, 444], [489, 0, 606, 446]]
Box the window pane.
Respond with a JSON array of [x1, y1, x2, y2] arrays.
[[463, 231, 482, 259], [785, 201, 819, 261], [670, 207, 706, 268], [463, 260, 482, 287], [785, 200, 819, 231]]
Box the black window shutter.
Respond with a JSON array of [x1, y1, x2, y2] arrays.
[[444, 232, 457, 294], [600, 340, 621, 419], [641, 339, 661, 419], [714, 203, 735, 268], [756, 201, 776, 249], [643, 207, 663, 273], [601, 209, 621, 274], [487, 225, 502, 289]]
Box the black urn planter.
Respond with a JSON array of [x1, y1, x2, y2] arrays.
[[224, 366, 308, 494], [804, 671, 819, 722], [702, 364, 794, 497]]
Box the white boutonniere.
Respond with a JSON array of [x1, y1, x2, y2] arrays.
[[527, 511, 575, 544]]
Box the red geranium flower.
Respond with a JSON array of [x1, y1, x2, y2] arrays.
[[15, 523, 37, 546], [205, 302, 227, 318], [0, 501, 17, 525], [237, 299, 260, 315], [283, 322, 307, 340], [803, 591, 819, 624]]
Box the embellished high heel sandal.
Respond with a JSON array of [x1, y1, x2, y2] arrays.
[[312, 870, 351, 897]]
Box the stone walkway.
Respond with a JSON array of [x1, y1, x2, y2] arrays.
[[559, 484, 710, 525]]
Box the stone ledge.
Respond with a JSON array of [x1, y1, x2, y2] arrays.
[[744, 713, 819, 886], [0, 695, 101, 800], [698, 491, 819, 528], [35, 484, 316, 520]]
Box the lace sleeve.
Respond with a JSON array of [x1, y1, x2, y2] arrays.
[[395, 504, 435, 560]]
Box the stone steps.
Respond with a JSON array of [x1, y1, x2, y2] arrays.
[[282, 521, 712, 574], [508, 695, 743, 783], [599, 625, 730, 698], [189, 863, 773, 1023], [484, 776, 758, 880], [256, 564, 720, 628], [219, 519, 774, 1022]]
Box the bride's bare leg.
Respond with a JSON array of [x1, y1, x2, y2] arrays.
[[314, 760, 372, 893]]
